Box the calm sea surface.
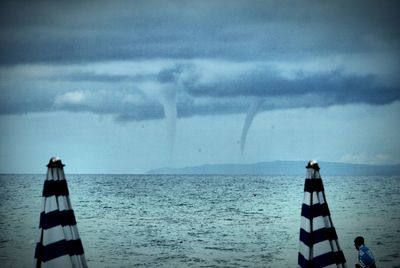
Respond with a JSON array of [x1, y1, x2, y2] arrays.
[[0, 174, 399, 267]]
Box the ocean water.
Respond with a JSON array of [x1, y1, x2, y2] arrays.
[[0, 174, 399, 268]]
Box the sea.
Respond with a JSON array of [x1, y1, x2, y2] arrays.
[[0, 174, 399, 268]]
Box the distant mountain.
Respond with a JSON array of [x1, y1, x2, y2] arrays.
[[147, 161, 400, 176]]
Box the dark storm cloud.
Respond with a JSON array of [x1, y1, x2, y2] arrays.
[[186, 68, 399, 105], [116, 98, 249, 122], [0, 0, 399, 64], [3, 64, 398, 121], [51, 72, 149, 83], [136, 66, 400, 119], [157, 64, 192, 83], [0, 1, 399, 120], [182, 70, 400, 117], [0, 89, 54, 115]]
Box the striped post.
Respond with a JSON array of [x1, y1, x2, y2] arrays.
[[35, 157, 87, 268], [298, 161, 346, 268]]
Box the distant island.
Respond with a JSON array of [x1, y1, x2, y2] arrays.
[[147, 161, 400, 176]]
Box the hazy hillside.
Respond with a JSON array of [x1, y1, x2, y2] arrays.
[[148, 161, 400, 176]]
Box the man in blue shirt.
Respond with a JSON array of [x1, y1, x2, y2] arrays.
[[354, 236, 377, 268]]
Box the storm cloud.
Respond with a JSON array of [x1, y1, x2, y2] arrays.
[[1, 62, 399, 121], [0, 1, 399, 120], [1, 1, 399, 64]]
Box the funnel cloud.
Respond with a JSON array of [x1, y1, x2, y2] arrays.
[[160, 91, 177, 158], [241, 99, 265, 155]]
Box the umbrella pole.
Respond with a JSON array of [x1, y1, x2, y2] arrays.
[[321, 189, 347, 268], [309, 182, 314, 261]]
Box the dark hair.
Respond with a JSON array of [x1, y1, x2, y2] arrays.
[[354, 236, 365, 246]]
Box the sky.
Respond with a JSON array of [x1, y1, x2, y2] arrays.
[[0, 0, 399, 174]]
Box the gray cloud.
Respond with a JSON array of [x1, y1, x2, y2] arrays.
[[1, 62, 399, 121], [187, 68, 397, 104], [0, 1, 399, 64], [157, 64, 191, 84], [51, 72, 147, 83], [0, 85, 57, 115], [1, 1, 399, 121], [212, 66, 396, 105]]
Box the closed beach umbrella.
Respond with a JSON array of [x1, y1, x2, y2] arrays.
[[35, 157, 87, 268], [298, 161, 346, 268]]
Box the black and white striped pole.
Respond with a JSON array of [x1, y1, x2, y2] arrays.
[[298, 160, 346, 268], [34, 157, 87, 268]]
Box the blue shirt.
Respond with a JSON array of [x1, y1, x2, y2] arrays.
[[358, 244, 376, 267]]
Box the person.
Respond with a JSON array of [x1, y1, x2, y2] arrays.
[[354, 236, 377, 268]]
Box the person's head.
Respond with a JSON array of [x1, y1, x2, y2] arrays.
[[354, 236, 365, 250]]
